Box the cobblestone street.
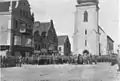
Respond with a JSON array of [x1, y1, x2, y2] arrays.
[[1, 63, 120, 81]]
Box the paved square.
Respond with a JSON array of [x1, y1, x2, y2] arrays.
[[1, 63, 120, 81]]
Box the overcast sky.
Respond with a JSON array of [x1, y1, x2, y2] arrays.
[[29, 0, 119, 52]]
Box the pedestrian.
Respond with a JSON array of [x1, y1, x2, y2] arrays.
[[111, 49, 120, 72], [18, 56, 22, 67]]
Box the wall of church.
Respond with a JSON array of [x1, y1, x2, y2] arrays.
[[73, 4, 98, 55], [99, 27, 107, 55]]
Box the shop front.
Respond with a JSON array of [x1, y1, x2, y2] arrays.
[[13, 46, 33, 57]]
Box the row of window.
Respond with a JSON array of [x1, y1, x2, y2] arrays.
[[34, 43, 47, 50], [14, 35, 32, 47], [19, 2, 34, 21], [14, 19, 32, 29], [34, 31, 57, 43], [20, 8, 30, 18]]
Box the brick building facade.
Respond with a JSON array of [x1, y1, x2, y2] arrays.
[[33, 20, 58, 55], [58, 35, 71, 56], [0, 0, 34, 57]]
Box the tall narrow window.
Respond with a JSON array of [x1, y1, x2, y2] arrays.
[[20, 9, 22, 16], [59, 47, 61, 51], [85, 40, 87, 46], [85, 29, 87, 35], [84, 11, 88, 22], [15, 19, 18, 28]]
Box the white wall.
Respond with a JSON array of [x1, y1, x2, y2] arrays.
[[99, 28, 107, 55], [73, 3, 98, 55], [0, 15, 11, 45]]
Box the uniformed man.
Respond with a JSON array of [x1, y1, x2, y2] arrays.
[[117, 48, 120, 71], [111, 45, 120, 71]]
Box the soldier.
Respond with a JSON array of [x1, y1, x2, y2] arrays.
[[111, 48, 120, 72], [18, 56, 22, 67], [117, 49, 120, 71]]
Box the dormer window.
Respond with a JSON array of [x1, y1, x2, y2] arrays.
[[84, 11, 88, 22]]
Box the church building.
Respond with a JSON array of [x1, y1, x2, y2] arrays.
[[73, 0, 100, 55]]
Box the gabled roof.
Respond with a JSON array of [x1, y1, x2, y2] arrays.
[[39, 22, 51, 33], [58, 35, 68, 45], [107, 35, 114, 42], [34, 20, 53, 35]]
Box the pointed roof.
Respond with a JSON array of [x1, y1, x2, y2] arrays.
[[34, 20, 53, 35], [107, 35, 114, 42], [58, 35, 68, 45]]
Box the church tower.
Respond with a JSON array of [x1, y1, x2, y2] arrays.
[[73, 0, 99, 55]]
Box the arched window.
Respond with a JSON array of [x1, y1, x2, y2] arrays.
[[41, 31, 46, 39], [34, 31, 40, 41], [84, 11, 88, 22], [85, 40, 87, 46], [85, 29, 87, 35]]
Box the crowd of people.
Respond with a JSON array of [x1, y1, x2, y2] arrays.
[[0, 49, 120, 72], [0, 54, 74, 67]]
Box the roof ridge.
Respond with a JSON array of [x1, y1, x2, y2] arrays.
[[58, 35, 68, 45]]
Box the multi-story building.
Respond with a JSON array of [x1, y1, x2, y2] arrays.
[[107, 35, 114, 54], [33, 20, 58, 55], [58, 35, 71, 56], [0, 0, 34, 57], [73, 0, 99, 55]]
